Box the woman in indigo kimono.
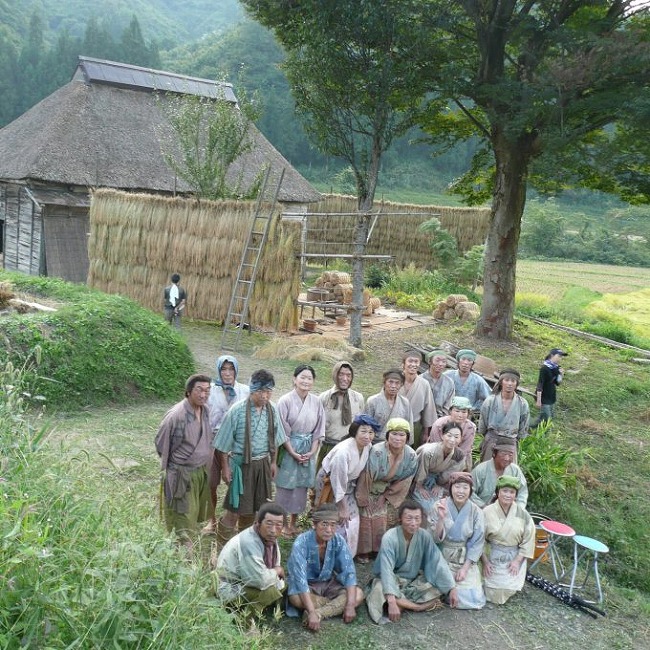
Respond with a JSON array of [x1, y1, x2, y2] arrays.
[[356, 418, 418, 563], [429, 472, 486, 609], [412, 421, 466, 517], [276, 365, 325, 537], [481, 475, 535, 604]]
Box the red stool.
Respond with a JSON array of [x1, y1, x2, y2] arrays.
[[529, 520, 575, 580]]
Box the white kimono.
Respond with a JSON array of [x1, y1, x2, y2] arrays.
[[315, 437, 371, 556]]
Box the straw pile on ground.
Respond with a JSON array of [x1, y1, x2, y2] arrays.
[[253, 334, 365, 363], [88, 189, 301, 329], [302, 195, 490, 269], [0, 281, 15, 309], [433, 294, 480, 321]]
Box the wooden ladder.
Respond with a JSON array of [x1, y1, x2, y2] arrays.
[[220, 166, 285, 352]]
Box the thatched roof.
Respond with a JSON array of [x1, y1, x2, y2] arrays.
[[0, 58, 321, 204]]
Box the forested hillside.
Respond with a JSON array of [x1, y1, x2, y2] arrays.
[[1, 1, 647, 267], [6, 0, 242, 44]]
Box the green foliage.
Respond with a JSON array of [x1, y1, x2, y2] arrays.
[[514, 292, 553, 318], [418, 218, 458, 268], [449, 245, 485, 291], [0, 272, 194, 408], [0, 362, 251, 650], [519, 423, 586, 511], [159, 90, 263, 200], [519, 199, 650, 266], [243, 0, 431, 209], [373, 263, 482, 313], [364, 264, 390, 289]]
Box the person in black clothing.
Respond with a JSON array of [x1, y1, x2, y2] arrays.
[[531, 348, 568, 428]]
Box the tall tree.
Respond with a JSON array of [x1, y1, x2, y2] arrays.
[[242, 0, 431, 346], [417, 1, 650, 338], [158, 89, 262, 201], [120, 15, 160, 68]]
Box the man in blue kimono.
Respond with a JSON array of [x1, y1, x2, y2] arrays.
[[287, 504, 364, 632]]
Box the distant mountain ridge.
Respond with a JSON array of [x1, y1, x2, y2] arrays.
[[7, 0, 243, 46]]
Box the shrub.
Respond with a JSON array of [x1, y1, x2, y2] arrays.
[[365, 264, 390, 289], [519, 422, 587, 511], [515, 292, 553, 318], [0, 272, 194, 408]]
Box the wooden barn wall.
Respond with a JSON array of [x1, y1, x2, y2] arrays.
[[307, 194, 491, 268], [87, 189, 301, 329], [42, 205, 90, 283], [0, 184, 42, 275]]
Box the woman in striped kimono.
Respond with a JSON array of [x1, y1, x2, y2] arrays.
[[481, 475, 535, 604], [412, 421, 466, 518], [314, 414, 381, 557], [356, 418, 418, 563]]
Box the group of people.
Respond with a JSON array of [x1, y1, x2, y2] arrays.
[[155, 344, 567, 628]]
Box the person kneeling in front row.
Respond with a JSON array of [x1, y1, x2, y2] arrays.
[[214, 502, 286, 618]]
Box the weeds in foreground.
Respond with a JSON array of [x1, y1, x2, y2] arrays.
[[0, 361, 254, 649]]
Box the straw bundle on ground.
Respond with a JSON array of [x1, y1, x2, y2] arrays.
[[433, 294, 480, 322], [0, 281, 15, 307], [88, 189, 301, 329], [460, 304, 480, 321], [446, 294, 469, 307], [253, 334, 365, 363]]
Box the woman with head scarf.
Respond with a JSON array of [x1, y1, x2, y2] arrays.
[[317, 361, 365, 469], [204, 355, 249, 532], [481, 475, 535, 604], [356, 418, 419, 563], [314, 414, 381, 557], [429, 472, 486, 609], [276, 364, 326, 537]]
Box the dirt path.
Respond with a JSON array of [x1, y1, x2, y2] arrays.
[[182, 322, 648, 650]]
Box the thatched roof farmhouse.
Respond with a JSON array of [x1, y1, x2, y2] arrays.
[[0, 57, 320, 282]]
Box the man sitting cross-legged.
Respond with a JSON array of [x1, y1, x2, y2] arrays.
[[286, 503, 364, 632], [366, 499, 458, 624]]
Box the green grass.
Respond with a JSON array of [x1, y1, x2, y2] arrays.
[[0, 362, 258, 649]]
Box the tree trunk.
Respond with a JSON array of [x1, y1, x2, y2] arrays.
[[348, 145, 381, 348], [348, 212, 372, 348], [476, 134, 529, 340]]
